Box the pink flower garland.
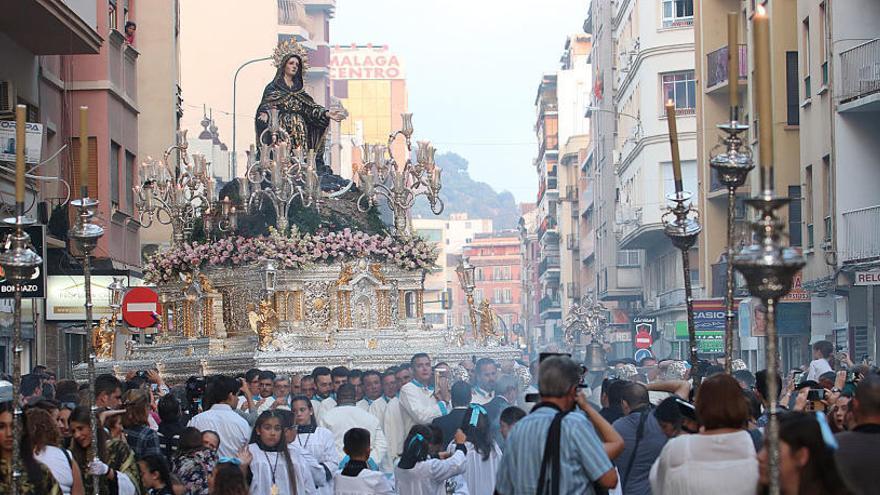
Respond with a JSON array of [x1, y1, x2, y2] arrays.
[[143, 228, 438, 284]]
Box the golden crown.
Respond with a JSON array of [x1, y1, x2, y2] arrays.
[[272, 38, 310, 71]]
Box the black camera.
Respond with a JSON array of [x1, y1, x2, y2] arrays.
[[185, 376, 206, 416], [807, 389, 826, 402]]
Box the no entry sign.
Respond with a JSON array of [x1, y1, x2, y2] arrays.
[[122, 287, 159, 328], [634, 329, 653, 349]]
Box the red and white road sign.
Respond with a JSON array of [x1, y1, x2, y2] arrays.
[[122, 287, 159, 328], [634, 329, 653, 349]]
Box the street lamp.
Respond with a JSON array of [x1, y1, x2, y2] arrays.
[[455, 257, 479, 343], [232, 56, 273, 179], [108, 277, 127, 317]]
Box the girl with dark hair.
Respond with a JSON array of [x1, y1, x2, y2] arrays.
[[241, 410, 316, 495], [122, 389, 162, 459], [209, 460, 248, 495], [758, 412, 852, 495], [138, 454, 174, 495], [288, 396, 338, 495], [1, 401, 61, 494], [172, 427, 217, 495], [27, 406, 85, 495], [70, 406, 142, 495], [450, 405, 502, 495], [395, 424, 468, 494]]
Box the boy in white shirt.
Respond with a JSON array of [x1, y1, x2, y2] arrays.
[[333, 427, 394, 495], [806, 340, 834, 381]]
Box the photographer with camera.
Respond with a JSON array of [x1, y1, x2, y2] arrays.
[[495, 355, 622, 495]]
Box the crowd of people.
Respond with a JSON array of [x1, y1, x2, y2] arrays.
[[0, 341, 877, 494]]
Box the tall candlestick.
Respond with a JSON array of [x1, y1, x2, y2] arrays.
[[79, 106, 89, 198], [665, 100, 683, 193], [754, 6, 774, 191], [728, 12, 740, 109], [15, 105, 26, 207]]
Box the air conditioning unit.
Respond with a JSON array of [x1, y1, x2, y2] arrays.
[[0, 81, 15, 117]]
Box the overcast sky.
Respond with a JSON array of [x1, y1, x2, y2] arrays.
[[332, 0, 588, 203]]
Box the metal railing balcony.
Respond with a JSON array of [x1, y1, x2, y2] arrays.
[[842, 205, 880, 263], [706, 44, 747, 89], [840, 39, 880, 104]]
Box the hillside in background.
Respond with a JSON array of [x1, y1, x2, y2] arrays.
[[410, 151, 520, 230]]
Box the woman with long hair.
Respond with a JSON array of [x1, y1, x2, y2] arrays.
[[241, 410, 316, 495], [26, 406, 85, 495], [1, 401, 61, 494], [172, 427, 217, 495], [138, 455, 174, 495], [650, 373, 759, 494], [69, 406, 141, 495], [450, 405, 502, 495], [122, 389, 162, 459], [209, 460, 248, 495], [288, 396, 338, 495], [395, 424, 468, 494], [758, 412, 852, 495]]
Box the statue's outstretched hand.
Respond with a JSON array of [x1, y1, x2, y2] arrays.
[[257, 112, 269, 123]]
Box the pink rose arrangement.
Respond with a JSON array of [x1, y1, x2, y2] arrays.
[[144, 228, 437, 284]]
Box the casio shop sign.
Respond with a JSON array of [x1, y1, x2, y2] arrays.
[[0, 225, 46, 299]]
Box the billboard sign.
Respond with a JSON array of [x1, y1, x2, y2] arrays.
[[0, 225, 45, 298], [0, 120, 43, 164], [330, 45, 406, 80]]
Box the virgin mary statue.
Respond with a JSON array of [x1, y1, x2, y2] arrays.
[[255, 39, 346, 180]]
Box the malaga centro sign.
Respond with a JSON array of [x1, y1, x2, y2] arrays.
[[329, 45, 406, 80]]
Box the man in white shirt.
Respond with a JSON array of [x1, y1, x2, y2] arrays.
[[311, 367, 333, 422], [316, 366, 351, 419], [320, 384, 387, 469], [472, 357, 498, 405], [272, 375, 292, 411], [188, 375, 251, 458], [237, 368, 261, 411], [806, 340, 834, 381], [254, 370, 277, 413], [356, 370, 384, 414], [399, 353, 450, 442]]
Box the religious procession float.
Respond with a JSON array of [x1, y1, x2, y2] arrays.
[[81, 39, 520, 380]]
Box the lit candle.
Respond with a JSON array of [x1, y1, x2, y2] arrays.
[[79, 106, 89, 198], [728, 12, 739, 109], [14, 105, 26, 206], [754, 5, 773, 190], [665, 100, 683, 193]]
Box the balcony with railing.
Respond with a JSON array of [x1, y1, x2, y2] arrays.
[[842, 205, 880, 263], [706, 45, 747, 92], [539, 296, 561, 316], [538, 256, 561, 277], [839, 39, 880, 112]]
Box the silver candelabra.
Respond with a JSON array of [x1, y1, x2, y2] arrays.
[[69, 188, 104, 495], [355, 113, 444, 234], [0, 110, 43, 495], [709, 106, 753, 373], [663, 191, 702, 381], [562, 294, 608, 370], [244, 108, 352, 233], [134, 130, 213, 246]]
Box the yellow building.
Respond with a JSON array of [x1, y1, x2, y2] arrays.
[[329, 45, 408, 178], [695, 0, 802, 369]]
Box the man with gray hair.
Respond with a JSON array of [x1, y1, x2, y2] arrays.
[[496, 355, 622, 494]]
